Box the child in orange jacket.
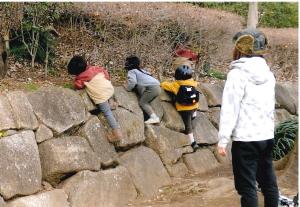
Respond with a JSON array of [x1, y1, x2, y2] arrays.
[[161, 65, 200, 151]]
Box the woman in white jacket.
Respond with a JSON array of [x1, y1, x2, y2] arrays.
[[218, 29, 279, 207]]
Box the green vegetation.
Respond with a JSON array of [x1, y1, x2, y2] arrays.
[[25, 82, 39, 91], [273, 118, 298, 161], [195, 2, 298, 28], [62, 83, 74, 89], [9, 3, 67, 73]]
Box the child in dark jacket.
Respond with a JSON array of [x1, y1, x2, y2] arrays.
[[161, 65, 200, 151], [67, 55, 122, 142], [124, 55, 161, 124]]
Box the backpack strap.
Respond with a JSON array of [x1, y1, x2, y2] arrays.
[[137, 68, 153, 77]]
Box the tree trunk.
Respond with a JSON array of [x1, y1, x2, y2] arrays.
[[31, 55, 35, 68], [247, 2, 258, 29], [44, 42, 49, 77], [0, 36, 8, 79], [3, 32, 10, 51]]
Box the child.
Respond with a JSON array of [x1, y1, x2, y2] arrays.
[[161, 65, 200, 151], [67, 55, 122, 142], [124, 55, 161, 124]]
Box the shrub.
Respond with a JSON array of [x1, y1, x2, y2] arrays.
[[273, 118, 298, 161]]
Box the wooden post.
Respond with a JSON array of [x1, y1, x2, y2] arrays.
[[247, 2, 258, 29]]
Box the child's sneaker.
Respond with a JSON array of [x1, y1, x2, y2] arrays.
[[192, 111, 197, 120], [191, 141, 200, 151], [144, 116, 160, 124]]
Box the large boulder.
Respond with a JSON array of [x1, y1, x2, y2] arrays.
[[6, 91, 39, 130], [165, 162, 189, 178], [145, 125, 190, 154], [0, 95, 16, 131], [113, 107, 145, 149], [183, 149, 220, 174], [161, 102, 185, 132], [59, 167, 137, 207], [0, 196, 4, 207], [79, 116, 118, 166], [0, 131, 42, 199], [113, 86, 143, 117], [193, 112, 219, 144], [27, 87, 88, 134], [160, 147, 193, 165], [197, 87, 209, 112], [39, 136, 100, 185], [199, 83, 224, 107], [206, 107, 221, 130], [150, 96, 164, 120], [35, 124, 53, 143], [119, 146, 171, 198], [6, 189, 70, 207], [275, 108, 295, 126], [275, 82, 298, 115], [145, 125, 192, 177], [76, 90, 96, 111]]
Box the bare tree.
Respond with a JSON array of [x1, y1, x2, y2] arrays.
[[0, 37, 8, 79], [0, 3, 23, 51], [247, 2, 258, 29]]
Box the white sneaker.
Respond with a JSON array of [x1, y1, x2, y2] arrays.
[[144, 116, 160, 124]]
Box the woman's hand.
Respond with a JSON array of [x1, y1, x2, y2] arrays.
[[218, 146, 227, 156]]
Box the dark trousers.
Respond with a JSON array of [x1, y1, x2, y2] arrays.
[[179, 110, 195, 134], [232, 139, 279, 207]]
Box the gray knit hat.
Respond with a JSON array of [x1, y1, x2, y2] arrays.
[[233, 29, 268, 55]]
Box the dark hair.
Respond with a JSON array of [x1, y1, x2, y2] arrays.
[[175, 65, 193, 80], [67, 55, 87, 75], [125, 55, 140, 71]]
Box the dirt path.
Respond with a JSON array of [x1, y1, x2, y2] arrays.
[[129, 167, 239, 207], [129, 157, 298, 207]]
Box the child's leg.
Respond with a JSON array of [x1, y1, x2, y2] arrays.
[[138, 85, 161, 124], [97, 101, 119, 129], [179, 110, 199, 151], [179, 110, 193, 140], [138, 85, 161, 117]]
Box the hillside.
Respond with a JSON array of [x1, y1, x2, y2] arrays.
[[0, 2, 298, 92]]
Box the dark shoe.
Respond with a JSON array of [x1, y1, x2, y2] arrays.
[[191, 141, 200, 151]]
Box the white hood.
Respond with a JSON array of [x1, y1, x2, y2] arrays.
[[230, 57, 273, 85]]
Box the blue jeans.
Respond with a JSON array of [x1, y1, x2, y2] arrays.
[[90, 101, 119, 129]]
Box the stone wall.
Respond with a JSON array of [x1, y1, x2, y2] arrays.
[[0, 82, 297, 206]]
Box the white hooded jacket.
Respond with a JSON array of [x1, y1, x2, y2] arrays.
[[218, 57, 276, 148]]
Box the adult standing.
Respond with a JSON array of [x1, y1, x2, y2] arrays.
[[217, 29, 279, 207]]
